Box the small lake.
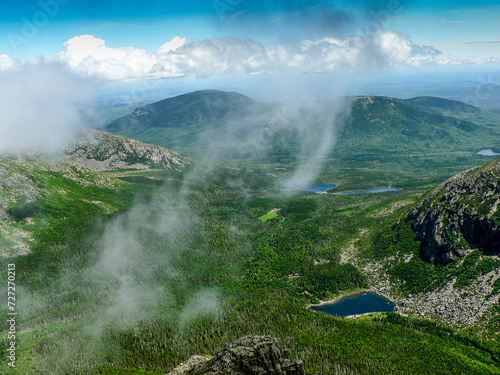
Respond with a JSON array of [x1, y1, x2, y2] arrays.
[[477, 149, 499, 156], [336, 187, 400, 195], [282, 180, 338, 194], [309, 292, 395, 317], [258, 174, 276, 177]]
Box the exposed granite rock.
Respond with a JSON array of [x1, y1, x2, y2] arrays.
[[5, 129, 190, 172], [407, 158, 500, 264], [396, 269, 500, 327], [63, 129, 190, 171], [183, 335, 305, 375], [167, 355, 211, 375]]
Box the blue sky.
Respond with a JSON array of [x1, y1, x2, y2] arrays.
[[0, 1, 498, 154], [0, 0, 499, 90], [1, 0, 499, 57]]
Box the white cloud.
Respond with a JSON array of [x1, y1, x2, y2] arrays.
[[0, 32, 496, 81], [57, 34, 158, 81], [163, 37, 272, 77], [0, 54, 16, 71], [158, 36, 187, 54], [412, 44, 442, 56], [373, 30, 413, 65], [52, 32, 439, 80], [407, 55, 500, 67]]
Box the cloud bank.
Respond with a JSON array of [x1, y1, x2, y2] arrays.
[[2, 30, 459, 82], [0, 61, 95, 153], [52, 31, 440, 81]]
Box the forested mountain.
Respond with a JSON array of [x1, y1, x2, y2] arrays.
[[2, 91, 500, 374], [103, 90, 500, 162]]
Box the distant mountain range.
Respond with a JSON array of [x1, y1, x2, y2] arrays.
[[102, 90, 500, 162]]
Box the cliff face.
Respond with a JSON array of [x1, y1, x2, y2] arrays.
[[407, 158, 500, 264], [64, 129, 190, 171], [168, 335, 305, 375]]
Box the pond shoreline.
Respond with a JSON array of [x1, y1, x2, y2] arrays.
[[307, 290, 370, 309], [307, 290, 396, 318], [331, 187, 401, 196]]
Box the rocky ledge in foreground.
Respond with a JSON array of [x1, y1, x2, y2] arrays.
[[407, 158, 500, 264], [167, 335, 305, 375]]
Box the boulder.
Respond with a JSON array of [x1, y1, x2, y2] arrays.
[[182, 335, 305, 375]]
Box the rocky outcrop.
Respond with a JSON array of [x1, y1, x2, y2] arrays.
[[63, 129, 190, 171], [407, 158, 500, 264], [167, 355, 211, 375], [171, 335, 305, 375]]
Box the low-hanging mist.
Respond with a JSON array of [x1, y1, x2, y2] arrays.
[[94, 191, 221, 328], [0, 61, 96, 154], [5, 74, 353, 371], [86, 90, 351, 330], [19, 184, 226, 371]]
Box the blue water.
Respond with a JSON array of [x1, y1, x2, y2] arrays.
[[336, 187, 400, 195], [282, 180, 338, 194], [258, 174, 276, 177], [310, 292, 395, 317], [477, 149, 499, 156]]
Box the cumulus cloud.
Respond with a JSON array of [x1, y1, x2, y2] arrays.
[[50, 32, 444, 81], [0, 54, 16, 71], [0, 31, 492, 81], [292, 30, 414, 72], [167, 37, 272, 77], [158, 36, 187, 53], [412, 44, 442, 56], [0, 61, 95, 153], [57, 34, 160, 81], [373, 29, 413, 65]]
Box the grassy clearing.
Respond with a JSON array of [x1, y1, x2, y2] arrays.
[[258, 210, 279, 222]]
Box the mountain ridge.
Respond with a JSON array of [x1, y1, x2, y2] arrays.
[[63, 129, 190, 171], [102, 90, 500, 162]]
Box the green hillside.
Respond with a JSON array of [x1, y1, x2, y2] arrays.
[[404, 96, 482, 115], [2, 92, 500, 374], [362, 157, 500, 335], [337, 95, 498, 155], [2, 154, 500, 374], [103, 91, 500, 159], [105, 90, 273, 156], [0, 157, 134, 258], [404, 96, 500, 128]]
